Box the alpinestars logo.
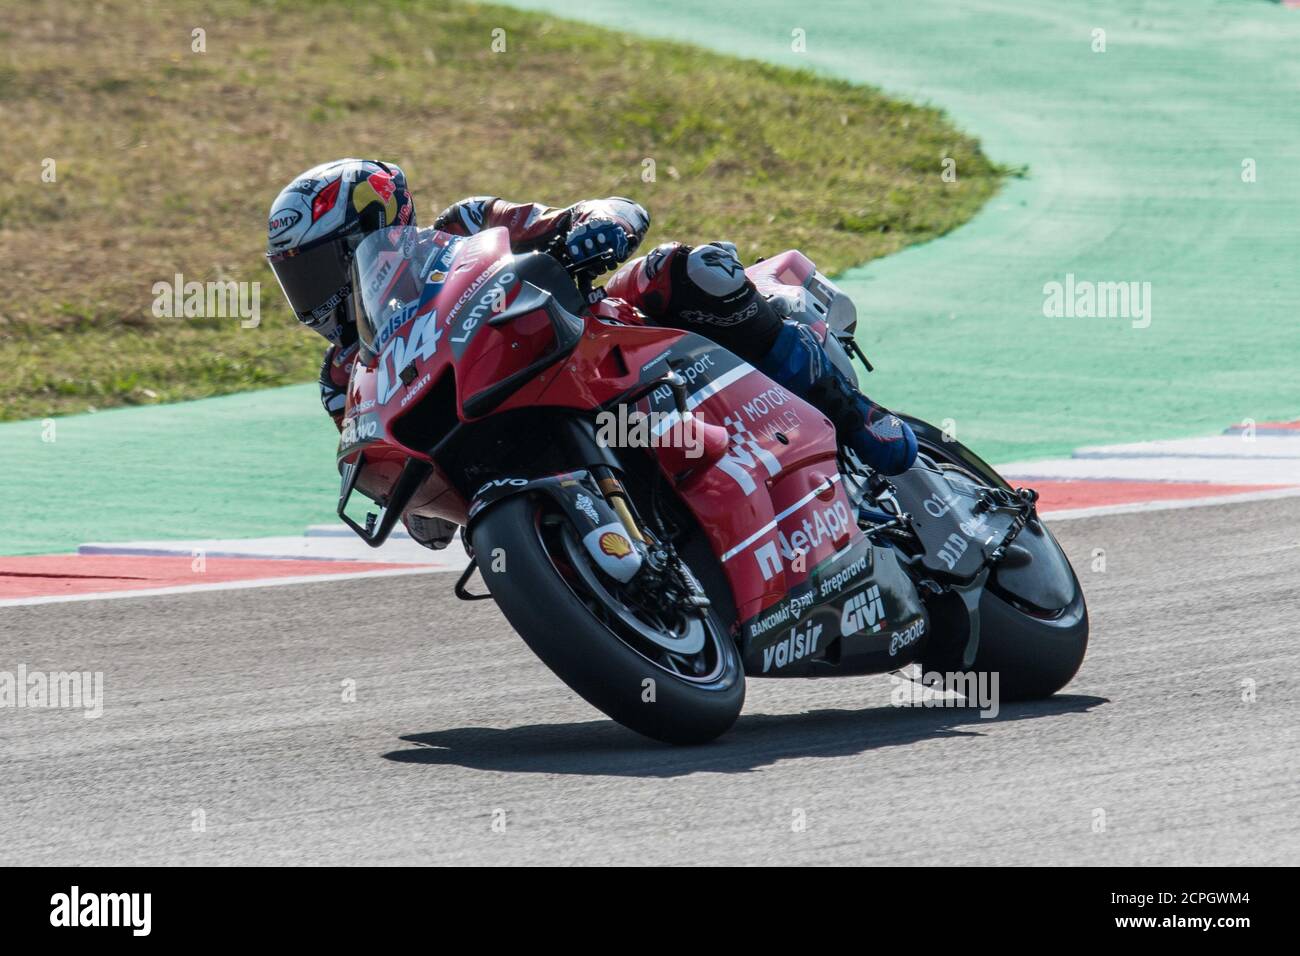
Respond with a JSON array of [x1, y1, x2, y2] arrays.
[[698, 246, 743, 277], [644, 245, 669, 279], [762, 621, 823, 673], [460, 197, 491, 232], [841, 586, 886, 637], [678, 299, 759, 328]]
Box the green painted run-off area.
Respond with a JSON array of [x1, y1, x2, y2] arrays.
[[4, 0, 1297, 555]]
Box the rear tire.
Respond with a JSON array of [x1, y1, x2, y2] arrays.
[[904, 416, 1089, 700], [471, 495, 745, 745], [971, 581, 1088, 700]]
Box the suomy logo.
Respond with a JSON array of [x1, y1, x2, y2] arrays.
[[267, 208, 301, 239]]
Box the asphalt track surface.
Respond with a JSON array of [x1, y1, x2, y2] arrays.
[[4, 495, 1297, 866]]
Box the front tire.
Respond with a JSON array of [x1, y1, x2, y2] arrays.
[[471, 495, 745, 745]]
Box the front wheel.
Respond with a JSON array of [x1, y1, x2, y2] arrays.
[[471, 495, 745, 745]]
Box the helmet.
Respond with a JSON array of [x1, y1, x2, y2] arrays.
[[266, 158, 415, 343]]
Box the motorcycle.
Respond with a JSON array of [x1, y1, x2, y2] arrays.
[[335, 224, 1088, 744]]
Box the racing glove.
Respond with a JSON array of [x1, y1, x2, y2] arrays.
[[564, 217, 633, 273]]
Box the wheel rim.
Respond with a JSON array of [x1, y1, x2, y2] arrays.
[[532, 508, 731, 685]]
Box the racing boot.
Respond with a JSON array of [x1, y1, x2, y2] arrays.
[[757, 321, 917, 476]]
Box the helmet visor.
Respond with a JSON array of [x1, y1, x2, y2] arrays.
[[267, 238, 354, 325]]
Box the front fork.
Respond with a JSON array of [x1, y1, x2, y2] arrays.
[[559, 414, 647, 544], [560, 368, 691, 549], [561, 413, 710, 609]]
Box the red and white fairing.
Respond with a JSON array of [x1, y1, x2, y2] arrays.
[[340, 229, 926, 676]]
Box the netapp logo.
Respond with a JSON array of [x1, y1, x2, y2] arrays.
[[50, 886, 151, 936]]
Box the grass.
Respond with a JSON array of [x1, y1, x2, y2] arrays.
[[0, 0, 1007, 420]]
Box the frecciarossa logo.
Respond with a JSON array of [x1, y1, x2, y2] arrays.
[[449, 262, 515, 351]]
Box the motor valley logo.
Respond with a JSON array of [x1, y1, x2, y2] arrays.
[[738, 384, 801, 443], [716, 414, 781, 496], [840, 585, 886, 637]]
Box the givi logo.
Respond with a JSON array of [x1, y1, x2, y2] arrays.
[[840, 585, 885, 637]]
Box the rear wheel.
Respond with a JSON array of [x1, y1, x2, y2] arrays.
[[905, 418, 1089, 700], [471, 495, 745, 744]]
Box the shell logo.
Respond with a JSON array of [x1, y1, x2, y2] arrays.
[[598, 531, 633, 558]]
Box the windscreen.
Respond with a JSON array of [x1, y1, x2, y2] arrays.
[[351, 227, 447, 351]]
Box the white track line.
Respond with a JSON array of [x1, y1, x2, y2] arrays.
[[78, 533, 465, 565], [1074, 432, 1300, 460], [1039, 485, 1300, 522], [0, 565, 457, 609]]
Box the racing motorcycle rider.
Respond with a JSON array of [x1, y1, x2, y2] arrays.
[[266, 158, 917, 545]]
